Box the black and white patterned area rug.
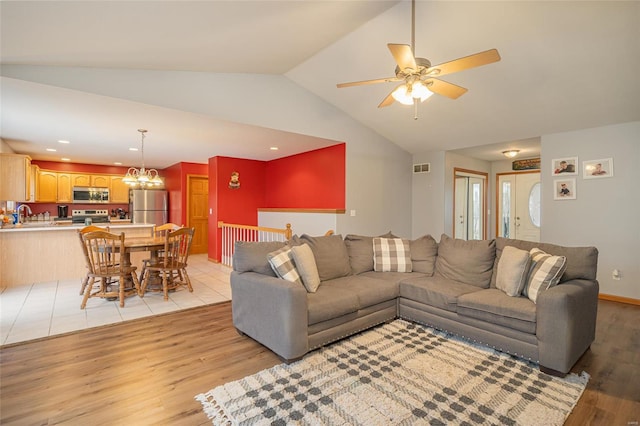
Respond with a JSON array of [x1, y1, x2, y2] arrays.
[[195, 320, 588, 425]]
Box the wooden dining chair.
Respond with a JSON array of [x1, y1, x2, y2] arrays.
[[77, 225, 110, 295], [140, 222, 182, 279], [80, 230, 141, 309], [140, 227, 195, 301]]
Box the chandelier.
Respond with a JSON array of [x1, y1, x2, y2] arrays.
[[123, 129, 163, 187]]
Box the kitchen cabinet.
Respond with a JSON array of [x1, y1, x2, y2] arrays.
[[70, 173, 110, 188], [110, 176, 130, 203], [37, 170, 58, 202], [57, 173, 72, 202], [0, 154, 32, 202]]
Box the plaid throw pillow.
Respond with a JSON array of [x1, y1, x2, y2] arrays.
[[267, 247, 303, 286], [373, 238, 412, 272], [523, 247, 567, 303]]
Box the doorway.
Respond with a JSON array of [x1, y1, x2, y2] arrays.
[[187, 175, 209, 254], [496, 172, 540, 242], [453, 168, 488, 240]]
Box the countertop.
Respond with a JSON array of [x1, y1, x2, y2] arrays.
[[0, 222, 154, 233]]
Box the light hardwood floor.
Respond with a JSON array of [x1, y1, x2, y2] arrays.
[[1, 300, 638, 425]]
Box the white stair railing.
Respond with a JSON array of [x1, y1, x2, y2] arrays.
[[218, 221, 292, 266]]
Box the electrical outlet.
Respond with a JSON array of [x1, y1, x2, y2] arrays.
[[612, 269, 621, 280]]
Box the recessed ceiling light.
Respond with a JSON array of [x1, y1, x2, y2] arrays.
[[61, 157, 71, 161], [58, 140, 70, 144], [114, 162, 122, 165], [129, 147, 139, 152], [46, 148, 57, 152], [270, 147, 279, 151]]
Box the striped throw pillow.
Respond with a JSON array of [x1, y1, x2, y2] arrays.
[[373, 238, 412, 272], [267, 247, 303, 286], [523, 248, 567, 303]]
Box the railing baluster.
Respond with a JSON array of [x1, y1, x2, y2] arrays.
[[217, 221, 292, 266]]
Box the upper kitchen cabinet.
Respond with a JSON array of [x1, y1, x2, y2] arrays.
[[70, 173, 110, 188], [110, 176, 130, 203], [36, 170, 58, 202], [0, 154, 32, 202], [56, 173, 72, 202]]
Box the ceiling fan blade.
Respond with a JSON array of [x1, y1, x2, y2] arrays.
[[426, 49, 501, 78], [388, 44, 417, 71], [337, 77, 401, 88], [378, 90, 396, 108], [426, 79, 468, 99]]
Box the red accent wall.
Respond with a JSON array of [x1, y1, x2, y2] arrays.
[[265, 144, 345, 209], [209, 157, 266, 261], [32, 160, 129, 175], [162, 162, 207, 225]]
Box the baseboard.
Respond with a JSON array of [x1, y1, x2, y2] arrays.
[[598, 293, 640, 306]]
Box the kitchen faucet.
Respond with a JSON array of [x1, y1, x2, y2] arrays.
[[16, 204, 32, 223]]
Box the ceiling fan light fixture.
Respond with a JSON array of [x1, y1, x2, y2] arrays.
[[502, 150, 520, 158], [411, 81, 433, 101], [392, 82, 433, 105], [391, 85, 415, 105]]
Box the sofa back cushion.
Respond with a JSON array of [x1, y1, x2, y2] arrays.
[[491, 237, 598, 287], [435, 234, 496, 288], [232, 241, 286, 276], [293, 234, 352, 281], [410, 235, 438, 276], [344, 232, 395, 274]]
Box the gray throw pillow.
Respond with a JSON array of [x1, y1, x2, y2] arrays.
[[299, 234, 351, 281], [290, 244, 321, 293], [523, 248, 567, 304], [410, 235, 438, 275], [232, 241, 286, 276], [435, 234, 496, 288], [496, 246, 531, 297], [373, 238, 412, 272]]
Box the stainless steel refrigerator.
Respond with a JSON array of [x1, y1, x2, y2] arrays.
[[129, 189, 168, 224]]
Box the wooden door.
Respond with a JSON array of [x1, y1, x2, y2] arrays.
[[187, 175, 208, 254]]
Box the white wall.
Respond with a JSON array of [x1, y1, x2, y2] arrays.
[[541, 121, 639, 300], [0, 139, 15, 153], [258, 211, 337, 237], [2, 65, 413, 237]]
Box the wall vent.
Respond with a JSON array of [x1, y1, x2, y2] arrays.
[[413, 163, 431, 174]]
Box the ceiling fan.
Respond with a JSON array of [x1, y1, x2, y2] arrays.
[[336, 0, 501, 119]]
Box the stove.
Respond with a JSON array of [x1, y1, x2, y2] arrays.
[[72, 209, 110, 224]]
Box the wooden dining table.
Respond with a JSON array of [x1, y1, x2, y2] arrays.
[[123, 236, 167, 292]]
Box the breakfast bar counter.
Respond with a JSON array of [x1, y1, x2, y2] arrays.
[[0, 223, 155, 287]]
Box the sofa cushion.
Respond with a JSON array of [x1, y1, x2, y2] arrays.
[[410, 235, 438, 275], [399, 276, 482, 312], [496, 246, 531, 297], [307, 285, 359, 325], [295, 234, 352, 281], [323, 275, 399, 310], [491, 237, 598, 286], [457, 289, 537, 334], [373, 238, 412, 272], [435, 234, 496, 288], [523, 248, 567, 303], [232, 241, 286, 277], [290, 244, 321, 293], [359, 271, 427, 285], [267, 246, 303, 286], [344, 232, 396, 274]]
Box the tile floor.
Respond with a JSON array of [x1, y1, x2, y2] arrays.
[[0, 254, 232, 346]]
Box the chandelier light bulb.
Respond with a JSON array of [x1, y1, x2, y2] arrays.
[[123, 129, 163, 188]]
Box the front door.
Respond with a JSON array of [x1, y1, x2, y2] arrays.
[[497, 172, 540, 242]]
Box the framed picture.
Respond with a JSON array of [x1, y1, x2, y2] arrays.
[[554, 178, 576, 200], [583, 158, 613, 179], [551, 157, 578, 176]]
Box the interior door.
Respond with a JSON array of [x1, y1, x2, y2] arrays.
[[187, 175, 209, 254], [497, 172, 540, 242], [453, 169, 488, 240]]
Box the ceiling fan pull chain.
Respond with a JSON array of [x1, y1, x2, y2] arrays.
[[414, 98, 419, 120]]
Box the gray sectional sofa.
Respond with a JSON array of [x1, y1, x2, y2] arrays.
[[230, 233, 599, 376]]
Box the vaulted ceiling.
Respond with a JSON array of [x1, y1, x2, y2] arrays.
[[1, 1, 638, 167]]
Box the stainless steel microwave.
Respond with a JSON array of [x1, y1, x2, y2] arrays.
[[72, 186, 110, 203]]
